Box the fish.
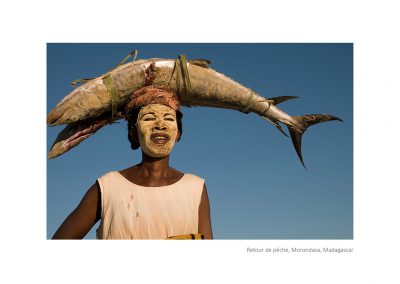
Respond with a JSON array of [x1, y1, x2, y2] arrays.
[[48, 111, 124, 159], [47, 54, 343, 167]]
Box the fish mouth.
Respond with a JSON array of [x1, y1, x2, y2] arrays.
[[150, 132, 170, 145]]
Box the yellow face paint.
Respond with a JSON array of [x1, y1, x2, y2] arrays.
[[136, 104, 179, 158]]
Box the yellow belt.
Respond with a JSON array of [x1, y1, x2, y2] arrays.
[[166, 234, 204, 240]]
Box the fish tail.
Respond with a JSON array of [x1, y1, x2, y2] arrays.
[[287, 114, 343, 169]]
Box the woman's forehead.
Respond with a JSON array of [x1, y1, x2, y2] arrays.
[[139, 104, 176, 116]]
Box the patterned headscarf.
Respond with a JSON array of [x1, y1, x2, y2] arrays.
[[125, 85, 181, 118]]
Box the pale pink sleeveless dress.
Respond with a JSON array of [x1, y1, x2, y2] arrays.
[[96, 171, 205, 239]]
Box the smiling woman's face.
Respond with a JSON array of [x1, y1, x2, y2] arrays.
[[136, 104, 179, 157]]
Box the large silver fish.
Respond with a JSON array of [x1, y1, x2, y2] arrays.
[[47, 55, 342, 167]]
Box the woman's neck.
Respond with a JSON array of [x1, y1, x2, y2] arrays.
[[119, 152, 183, 187], [138, 153, 171, 178]]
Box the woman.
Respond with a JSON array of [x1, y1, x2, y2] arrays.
[[52, 86, 213, 239]]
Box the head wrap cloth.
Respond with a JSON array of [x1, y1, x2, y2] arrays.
[[125, 85, 182, 119]]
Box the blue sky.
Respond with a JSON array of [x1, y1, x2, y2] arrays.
[[47, 43, 353, 239]]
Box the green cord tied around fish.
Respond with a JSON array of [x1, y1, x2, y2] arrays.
[[69, 50, 139, 119], [47, 50, 343, 169]]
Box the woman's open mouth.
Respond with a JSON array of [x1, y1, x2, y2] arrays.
[[150, 133, 171, 145]]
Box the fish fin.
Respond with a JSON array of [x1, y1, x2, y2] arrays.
[[262, 116, 289, 137], [288, 114, 343, 169], [268, 96, 299, 105], [189, 59, 212, 68], [275, 123, 289, 137]]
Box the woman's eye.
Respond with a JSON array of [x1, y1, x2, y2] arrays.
[[164, 115, 175, 121], [143, 116, 156, 121]]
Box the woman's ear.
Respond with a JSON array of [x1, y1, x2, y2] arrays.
[[129, 127, 139, 143], [175, 131, 181, 142]]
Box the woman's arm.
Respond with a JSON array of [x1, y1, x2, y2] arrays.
[[198, 183, 213, 239], [52, 182, 101, 239]]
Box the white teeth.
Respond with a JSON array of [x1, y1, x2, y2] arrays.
[[154, 136, 167, 141]]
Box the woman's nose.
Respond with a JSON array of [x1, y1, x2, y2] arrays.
[[154, 119, 167, 130]]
